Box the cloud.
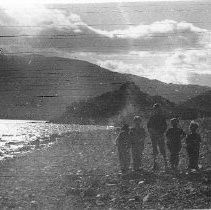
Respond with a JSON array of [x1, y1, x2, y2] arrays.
[[0, 5, 85, 52], [1, 5, 83, 34], [27, 18, 209, 53], [0, 5, 210, 87], [91, 19, 206, 39], [97, 60, 148, 75], [97, 59, 188, 84], [166, 50, 211, 74], [97, 48, 211, 85], [0, 0, 203, 5], [0, 4, 210, 54], [98, 60, 187, 83], [163, 50, 211, 84]]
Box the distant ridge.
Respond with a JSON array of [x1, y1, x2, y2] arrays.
[[129, 75, 211, 104], [52, 82, 204, 125], [0, 54, 210, 121], [181, 90, 211, 114]]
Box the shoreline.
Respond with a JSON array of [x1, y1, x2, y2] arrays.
[[0, 127, 210, 209], [0, 122, 112, 162], [0, 128, 117, 210]]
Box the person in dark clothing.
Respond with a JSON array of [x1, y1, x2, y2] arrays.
[[166, 118, 186, 170], [186, 121, 201, 170], [116, 124, 131, 173], [130, 116, 146, 171], [147, 103, 168, 170]]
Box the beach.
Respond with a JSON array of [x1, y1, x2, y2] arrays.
[[0, 128, 118, 209], [0, 0, 210, 208], [0, 123, 210, 209]]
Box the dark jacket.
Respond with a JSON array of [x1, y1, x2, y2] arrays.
[[130, 127, 146, 146], [166, 127, 186, 153], [130, 127, 146, 153], [186, 133, 201, 154], [116, 131, 131, 152], [147, 114, 167, 134]]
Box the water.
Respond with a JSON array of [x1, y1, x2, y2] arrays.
[[0, 119, 109, 160]]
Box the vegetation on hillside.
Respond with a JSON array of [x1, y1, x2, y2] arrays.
[[1, 54, 210, 120], [53, 82, 207, 125], [182, 90, 211, 114]]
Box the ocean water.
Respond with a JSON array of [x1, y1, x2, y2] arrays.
[[0, 119, 110, 160]]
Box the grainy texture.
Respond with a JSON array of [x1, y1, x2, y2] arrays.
[[0, 120, 210, 209]]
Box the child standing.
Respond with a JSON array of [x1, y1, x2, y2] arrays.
[[130, 116, 146, 171], [116, 124, 131, 174], [186, 121, 201, 170], [166, 118, 186, 170]]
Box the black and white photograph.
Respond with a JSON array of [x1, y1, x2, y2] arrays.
[[0, 0, 211, 209]]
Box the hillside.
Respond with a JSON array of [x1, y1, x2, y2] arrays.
[[181, 91, 211, 115], [53, 82, 200, 125], [0, 54, 210, 120], [0, 54, 127, 120], [129, 75, 211, 104]]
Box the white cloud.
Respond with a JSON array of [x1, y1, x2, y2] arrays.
[[97, 60, 147, 75], [1, 4, 210, 53], [1, 4, 210, 87], [1, 5, 83, 34], [97, 59, 189, 84], [26, 18, 210, 53], [97, 48, 211, 85], [166, 50, 211, 74], [0, 0, 200, 6], [94, 19, 207, 39]]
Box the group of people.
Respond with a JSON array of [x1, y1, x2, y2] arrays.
[[116, 103, 202, 173]]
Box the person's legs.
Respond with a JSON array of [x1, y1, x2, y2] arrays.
[[174, 153, 179, 170], [158, 134, 168, 169], [188, 156, 191, 169], [167, 143, 174, 169], [132, 145, 142, 171], [170, 148, 180, 170], [132, 153, 139, 171], [187, 150, 192, 169], [192, 151, 199, 170], [135, 154, 142, 170], [132, 147, 137, 171], [170, 152, 179, 170], [150, 133, 159, 169], [188, 154, 195, 169], [170, 153, 175, 169], [175, 145, 181, 170], [119, 149, 127, 173], [124, 150, 131, 172]]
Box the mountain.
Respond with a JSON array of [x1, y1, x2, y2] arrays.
[[181, 91, 211, 115], [129, 75, 211, 104], [0, 54, 210, 120], [53, 82, 200, 125], [0, 54, 127, 120]]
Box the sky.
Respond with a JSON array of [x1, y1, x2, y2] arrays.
[[0, 0, 211, 87]]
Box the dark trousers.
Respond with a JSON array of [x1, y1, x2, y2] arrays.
[[187, 151, 199, 169], [118, 149, 130, 173], [167, 143, 181, 169], [149, 131, 166, 158], [170, 153, 179, 168], [131, 145, 144, 171]]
